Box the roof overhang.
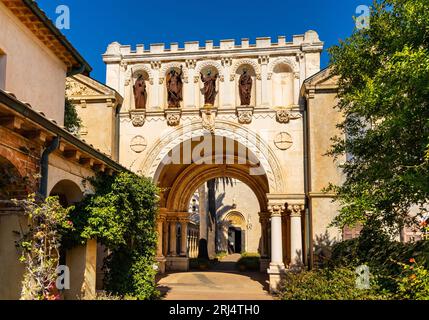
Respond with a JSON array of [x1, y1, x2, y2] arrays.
[[0, 89, 127, 173]]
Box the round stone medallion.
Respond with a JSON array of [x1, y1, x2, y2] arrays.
[[130, 135, 147, 153], [274, 132, 293, 150]]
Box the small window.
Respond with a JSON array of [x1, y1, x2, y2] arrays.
[[0, 49, 6, 90]]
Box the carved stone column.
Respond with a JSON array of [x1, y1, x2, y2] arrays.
[[288, 204, 304, 269], [169, 218, 178, 256], [163, 220, 169, 256], [180, 218, 189, 256], [156, 213, 166, 257], [267, 203, 286, 293], [258, 212, 270, 258]]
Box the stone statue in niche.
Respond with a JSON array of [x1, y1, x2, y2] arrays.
[[133, 74, 147, 109], [166, 66, 183, 108], [239, 69, 252, 106], [200, 69, 219, 106]]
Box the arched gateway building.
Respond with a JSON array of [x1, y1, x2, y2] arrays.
[[68, 31, 344, 291]]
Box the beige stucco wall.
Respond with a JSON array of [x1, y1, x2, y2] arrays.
[[65, 239, 97, 300], [0, 214, 27, 299], [76, 101, 116, 158], [0, 2, 67, 125], [308, 90, 344, 242]]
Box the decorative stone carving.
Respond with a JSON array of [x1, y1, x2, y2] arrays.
[[268, 204, 285, 217], [236, 106, 254, 124], [165, 109, 182, 126], [130, 111, 146, 127], [130, 135, 147, 153], [200, 107, 217, 134], [274, 132, 293, 150], [276, 109, 302, 123], [258, 55, 270, 65], [221, 57, 233, 67], [186, 59, 197, 69], [120, 60, 128, 71], [287, 203, 305, 217], [66, 80, 99, 96], [150, 60, 161, 70]]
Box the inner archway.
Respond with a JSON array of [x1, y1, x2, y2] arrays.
[[153, 134, 274, 273]]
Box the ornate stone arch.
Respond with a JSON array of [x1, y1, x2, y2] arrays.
[[137, 120, 285, 193], [230, 59, 261, 81], [223, 210, 247, 228], [125, 64, 154, 85], [194, 60, 224, 82], [159, 62, 189, 84], [267, 57, 298, 80]]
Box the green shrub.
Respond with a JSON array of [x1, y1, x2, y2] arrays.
[[236, 253, 260, 271], [63, 172, 160, 300], [281, 268, 391, 300], [395, 259, 429, 300]]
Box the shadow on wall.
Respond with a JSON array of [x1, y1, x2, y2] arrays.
[[313, 231, 338, 268]]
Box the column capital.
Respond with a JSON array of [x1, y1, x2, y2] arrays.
[[267, 204, 285, 217], [167, 216, 178, 222], [287, 203, 305, 217]]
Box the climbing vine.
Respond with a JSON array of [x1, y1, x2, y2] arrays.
[[63, 172, 160, 300], [13, 194, 73, 300]]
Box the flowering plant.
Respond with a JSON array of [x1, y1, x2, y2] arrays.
[[13, 194, 73, 300], [396, 258, 429, 300]]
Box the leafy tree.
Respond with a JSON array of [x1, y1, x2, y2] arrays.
[[64, 98, 82, 133], [327, 0, 429, 232]]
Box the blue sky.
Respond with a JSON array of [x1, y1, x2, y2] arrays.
[[37, 0, 372, 82]]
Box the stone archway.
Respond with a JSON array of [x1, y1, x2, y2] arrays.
[[150, 131, 274, 272]]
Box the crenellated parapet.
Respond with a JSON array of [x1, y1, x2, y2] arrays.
[[103, 31, 323, 114], [103, 32, 322, 57]]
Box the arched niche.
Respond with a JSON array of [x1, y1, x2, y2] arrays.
[[49, 179, 83, 206], [131, 69, 150, 110], [163, 66, 185, 109], [271, 63, 294, 107], [124, 65, 153, 111], [199, 66, 221, 108], [234, 64, 257, 107]]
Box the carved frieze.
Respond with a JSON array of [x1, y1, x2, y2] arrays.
[[236, 106, 254, 124], [165, 109, 182, 126], [200, 107, 217, 134], [274, 132, 293, 151], [130, 110, 146, 127], [275, 109, 302, 124], [130, 135, 147, 153]]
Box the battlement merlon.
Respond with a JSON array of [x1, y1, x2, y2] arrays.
[[102, 31, 323, 62]]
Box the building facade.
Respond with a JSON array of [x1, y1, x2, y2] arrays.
[[99, 31, 344, 291], [0, 0, 124, 299]]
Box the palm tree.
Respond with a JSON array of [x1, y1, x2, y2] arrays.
[[207, 177, 235, 253]]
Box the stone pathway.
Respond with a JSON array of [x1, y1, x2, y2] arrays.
[[157, 255, 274, 300]]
